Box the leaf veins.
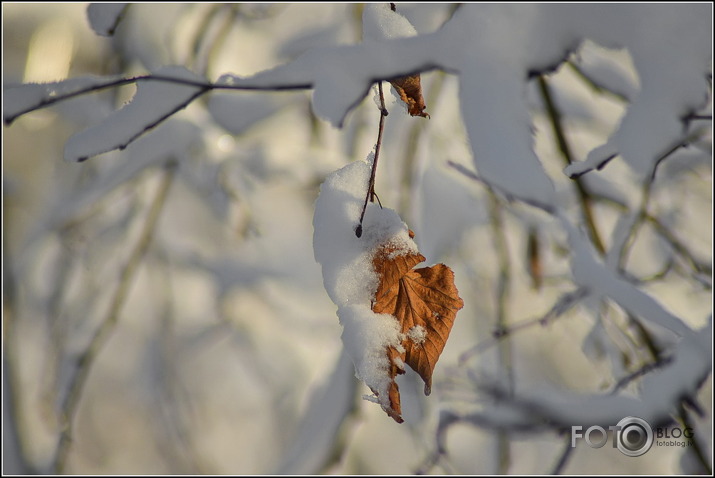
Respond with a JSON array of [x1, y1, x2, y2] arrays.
[[370, 231, 463, 422]]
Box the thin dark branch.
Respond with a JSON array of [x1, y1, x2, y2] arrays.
[[356, 81, 388, 237], [4, 73, 312, 126], [616, 137, 698, 274], [370, 81, 389, 202], [566, 153, 617, 179], [683, 113, 712, 123], [446, 161, 557, 214], [610, 357, 673, 393], [646, 216, 712, 278], [6, 76, 138, 125], [537, 74, 605, 254], [550, 435, 575, 475], [648, 140, 692, 183], [586, 193, 712, 280], [77, 88, 208, 162], [677, 404, 713, 474], [459, 288, 588, 364]]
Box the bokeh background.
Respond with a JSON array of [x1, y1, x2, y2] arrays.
[[3, 3, 712, 474]]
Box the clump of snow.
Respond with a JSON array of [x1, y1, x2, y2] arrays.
[[313, 158, 417, 411], [362, 4, 423, 117], [338, 305, 403, 404], [362, 4, 417, 43], [313, 158, 417, 305]]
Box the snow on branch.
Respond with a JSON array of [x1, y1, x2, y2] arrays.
[[6, 5, 708, 192], [4, 74, 128, 125], [2, 71, 310, 127], [64, 66, 207, 162], [439, 317, 711, 432], [87, 3, 128, 37], [561, 218, 692, 337], [229, 4, 709, 202]]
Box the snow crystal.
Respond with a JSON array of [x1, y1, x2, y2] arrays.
[[313, 158, 418, 410], [407, 325, 427, 345]]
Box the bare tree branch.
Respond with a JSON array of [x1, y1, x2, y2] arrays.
[[537, 74, 605, 254], [3, 73, 313, 126]]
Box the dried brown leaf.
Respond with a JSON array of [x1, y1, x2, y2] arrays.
[[389, 74, 429, 118], [370, 231, 463, 422]]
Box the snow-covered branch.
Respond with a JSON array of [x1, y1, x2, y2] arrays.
[[437, 316, 710, 434]]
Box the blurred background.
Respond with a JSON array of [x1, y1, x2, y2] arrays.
[[3, 3, 711, 474]]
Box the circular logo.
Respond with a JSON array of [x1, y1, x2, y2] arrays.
[[616, 416, 653, 457]]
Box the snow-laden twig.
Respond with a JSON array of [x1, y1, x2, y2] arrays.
[[441, 318, 709, 433], [537, 74, 605, 253], [427, 361, 711, 473], [3, 72, 310, 126], [459, 288, 589, 364]]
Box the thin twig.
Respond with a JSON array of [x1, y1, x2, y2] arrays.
[[616, 138, 697, 276], [610, 357, 673, 393], [683, 113, 712, 122], [566, 153, 617, 179], [537, 74, 674, 408], [585, 192, 711, 280], [4, 74, 311, 126], [550, 434, 575, 475], [76, 88, 208, 162], [677, 404, 713, 474], [644, 214, 712, 278], [459, 288, 588, 364], [356, 81, 388, 237], [537, 74, 605, 254], [52, 162, 177, 473], [446, 161, 556, 214]]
